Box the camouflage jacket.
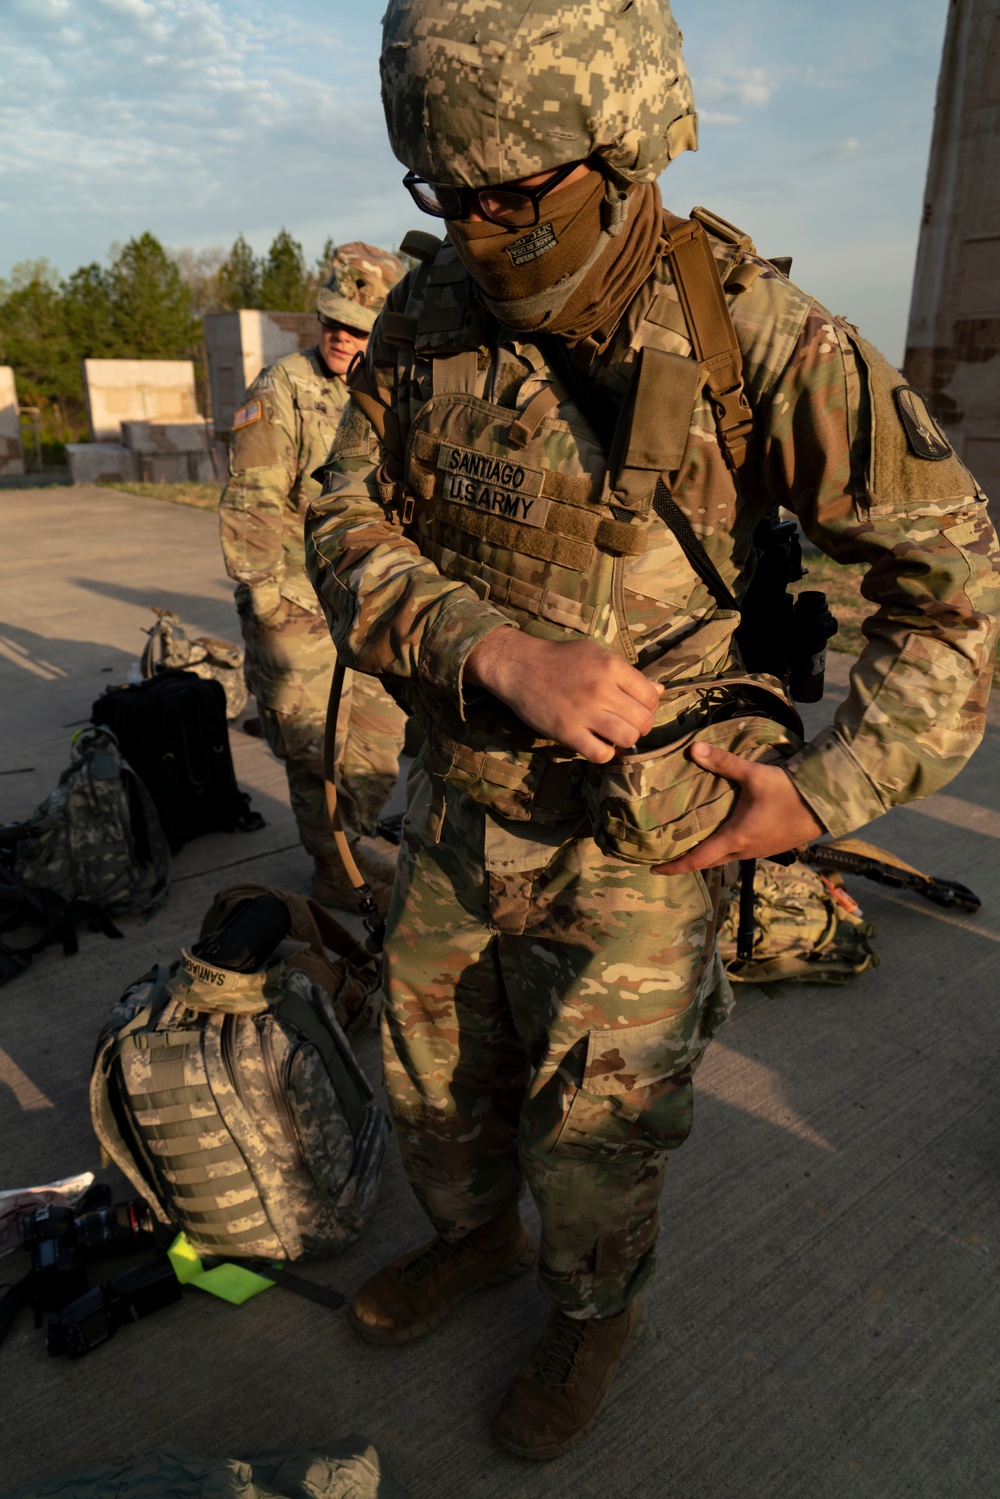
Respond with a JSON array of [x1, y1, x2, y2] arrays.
[[220, 348, 347, 618], [305, 215, 1000, 840]]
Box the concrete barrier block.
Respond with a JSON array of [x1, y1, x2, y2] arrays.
[[121, 419, 212, 454], [0, 366, 25, 477], [83, 359, 199, 440], [66, 443, 138, 485]]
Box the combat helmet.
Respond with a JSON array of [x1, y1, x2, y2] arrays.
[[316, 242, 406, 332], [380, 0, 697, 189]]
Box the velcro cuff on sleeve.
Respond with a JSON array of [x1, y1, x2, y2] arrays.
[[783, 725, 890, 839], [419, 601, 515, 718]]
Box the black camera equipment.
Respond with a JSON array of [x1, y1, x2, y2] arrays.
[[21, 1184, 161, 1317], [736, 514, 839, 703], [46, 1257, 182, 1358]]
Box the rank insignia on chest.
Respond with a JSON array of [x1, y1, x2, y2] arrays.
[[232, 400, 263, 431], [893, 387, 953, 461]]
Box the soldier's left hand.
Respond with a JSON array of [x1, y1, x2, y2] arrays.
[[652, 741, 824, 875]]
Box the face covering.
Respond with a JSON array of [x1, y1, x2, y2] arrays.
[[446, 167, 664, 347]]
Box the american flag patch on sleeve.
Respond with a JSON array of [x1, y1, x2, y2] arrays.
[[232, 400, 262, 430]]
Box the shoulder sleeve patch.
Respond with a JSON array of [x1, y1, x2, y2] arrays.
[[232, 400, 262, 431], [893, 386, 953, 461]]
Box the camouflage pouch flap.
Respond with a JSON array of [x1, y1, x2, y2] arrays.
[[585, 673, 803, 865]]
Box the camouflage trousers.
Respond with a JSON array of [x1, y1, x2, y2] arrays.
[[238, 597, 406, 857], [381, 758, 735, 1319]]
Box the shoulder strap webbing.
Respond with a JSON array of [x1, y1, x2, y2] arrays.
[[651, 480, 738, 611], [532, 334, 619, 452], [529, 336, 736, 610], [121, 763, 171, 910], [660, 211, 754, 471], [276, 985, 368, 1140]]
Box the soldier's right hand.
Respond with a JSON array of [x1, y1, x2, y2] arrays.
[[464, 629, 661, 763]]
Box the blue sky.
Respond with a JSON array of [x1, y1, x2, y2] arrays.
[[0, 0, 949, 361]]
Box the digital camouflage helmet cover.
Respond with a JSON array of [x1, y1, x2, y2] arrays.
[[380, 0, 698, 189], [316, 243, 406, 333]]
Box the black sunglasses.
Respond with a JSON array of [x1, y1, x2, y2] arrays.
[[402, 160, 584, 229], [319, 316, 368, 337]]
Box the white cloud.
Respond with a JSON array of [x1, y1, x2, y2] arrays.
[[0, 0, 410, 273], [698, 66, 777, 110]]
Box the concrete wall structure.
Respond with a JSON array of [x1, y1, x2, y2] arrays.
[[83, 358, 199, 441], [905, 0, 1000, 518], [0, 366, 25, 477], [203, 311, 318, 437], [66, 419, 221, 485]]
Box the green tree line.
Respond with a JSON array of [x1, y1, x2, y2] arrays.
[[0, 228, 335, 460]]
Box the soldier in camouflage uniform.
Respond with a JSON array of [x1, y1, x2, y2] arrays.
[[305, 0, 1000, 1460], [219, 244, 408, 909]]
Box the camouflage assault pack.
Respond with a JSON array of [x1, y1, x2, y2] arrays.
[[141, 607, 248, 721], [718, 856, 878, 985], [90, 887, 386, 1261]]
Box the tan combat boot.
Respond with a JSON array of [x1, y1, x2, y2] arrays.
[[312, 836, 397, 913], [349, 1204, 537, 1346], [491, 1298, 647, 1460]]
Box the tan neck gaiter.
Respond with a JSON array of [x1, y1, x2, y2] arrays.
[[447, 172, 663, 346]]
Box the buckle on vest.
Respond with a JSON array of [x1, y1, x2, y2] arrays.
[[400, 495, 415, 525]]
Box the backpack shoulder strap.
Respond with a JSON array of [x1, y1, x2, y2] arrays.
[[121, 763, 171, 910], [660, 209, 754, 472], [89, 1002, 175, 1224], [276, 981, 370, 1140]]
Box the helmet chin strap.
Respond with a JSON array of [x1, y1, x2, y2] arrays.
[[475, 182, 633, 332]]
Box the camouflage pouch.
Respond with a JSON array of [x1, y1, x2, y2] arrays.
[[584, 673, 803, 865], [141, 607, 248, 720], [718, 856, 877, 984]]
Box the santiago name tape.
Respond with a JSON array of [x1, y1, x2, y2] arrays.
[[437, 443, 549, 528]]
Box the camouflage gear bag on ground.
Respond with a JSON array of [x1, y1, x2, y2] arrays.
[[718, 857, 878, 985], [90, 888, 386, 1261], [141, 607, 248, 720], [14, 727, 170, 916]]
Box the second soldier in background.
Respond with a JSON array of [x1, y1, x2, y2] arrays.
[[219, 244, 408, 909]]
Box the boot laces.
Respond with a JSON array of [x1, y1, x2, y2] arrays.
[[400, 1235, 462, 1287], [538, 1313, 590, 1387]]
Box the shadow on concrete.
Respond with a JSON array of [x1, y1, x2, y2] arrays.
[[68, 577, 239, 640]]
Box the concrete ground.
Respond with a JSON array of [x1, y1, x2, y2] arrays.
[[0, 485, 997, 1498]]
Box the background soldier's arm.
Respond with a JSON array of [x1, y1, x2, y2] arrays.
[[219, 365, 300, 621]]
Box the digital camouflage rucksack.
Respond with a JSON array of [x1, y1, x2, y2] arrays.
[[90, 887, 386, 1262], [13, 727, 170, 918]]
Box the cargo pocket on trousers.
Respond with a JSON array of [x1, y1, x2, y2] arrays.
[[551, 1017, 696, 1163]]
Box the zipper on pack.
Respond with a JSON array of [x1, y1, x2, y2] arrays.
[[220, 1013, 247, 1109], [259, 1019, 303, 1166]]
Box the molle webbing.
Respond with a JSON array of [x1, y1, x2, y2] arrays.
[[424, 537, 598, 633], [660, 212, 754, 471], [427, 727, 587, 816], [117, 1025, 280, 1250]]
